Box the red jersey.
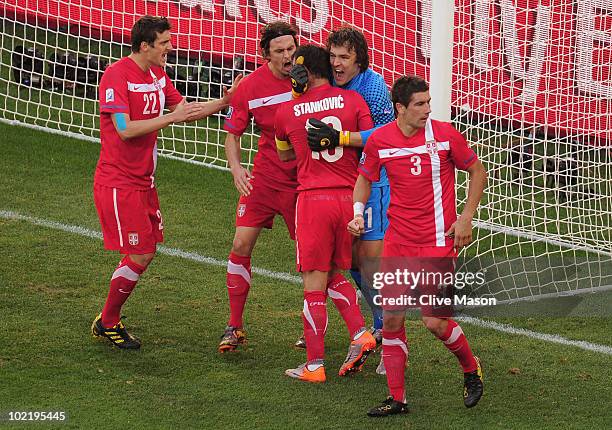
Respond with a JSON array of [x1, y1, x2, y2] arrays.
[[95, 57, 183, 190], [223, 63, 297, 192], [275, 83, 373, 192], [358, 119, 478, 247]]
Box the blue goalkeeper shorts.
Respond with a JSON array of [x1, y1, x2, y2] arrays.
[[362, 184, 390, 241]]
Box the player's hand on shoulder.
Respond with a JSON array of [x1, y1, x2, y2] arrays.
[[290, 64, 308, 98], [306, 118, 340, 152], [347, 215, 365, 237], [445, 216, 473, 248], [230, 164, 254, 196]]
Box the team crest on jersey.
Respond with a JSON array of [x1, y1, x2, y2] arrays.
[[226, 106, 234, 120], [359, 152, 367, 165], [237, 204, 246, 217], [426, 139, 438, 155], [153, 77, 162, 92], [105, 88, 114, 102], [128, 232, 139, 246]]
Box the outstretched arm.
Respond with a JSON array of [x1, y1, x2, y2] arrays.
[[112, 98, 200, 140], [187, 74, 244, 120], [306, 119, 381, 151]]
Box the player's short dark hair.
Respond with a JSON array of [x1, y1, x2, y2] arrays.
[[131, 16, 171, 53], [260, 21, 299, 57], [326, 25, 369, 72], [294, 45, 332, 81], [391, 75, 429, 112]]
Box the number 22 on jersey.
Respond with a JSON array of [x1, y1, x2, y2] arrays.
[[143, 92, 159, 115]]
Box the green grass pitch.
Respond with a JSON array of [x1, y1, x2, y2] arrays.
[[0, 122, 611, 429]]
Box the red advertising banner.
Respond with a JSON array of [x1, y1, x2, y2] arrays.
[[2, 0, 610, 143]]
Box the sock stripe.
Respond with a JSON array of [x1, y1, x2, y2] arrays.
[[443, 325, 464, 345], [382, 338, 409, 356], [303, 299, 319, 335], [111, 265, 140, 282], [327, 288, 350, 306], [227, 261, 251, 283]]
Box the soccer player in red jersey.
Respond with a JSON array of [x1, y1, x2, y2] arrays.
[[218, 22, 300, 352], [274, 45, 377, 382], [348, 76, 487, 415], [92, 16, 241, 349]]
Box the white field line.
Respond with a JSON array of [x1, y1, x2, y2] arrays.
[[456, 316, 612, 355], [3, 119, 609, 255], [1, 209, 610, 356]]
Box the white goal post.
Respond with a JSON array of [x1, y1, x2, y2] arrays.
[[1, 0, 610, 303]]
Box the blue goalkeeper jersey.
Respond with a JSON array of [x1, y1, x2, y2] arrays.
[[336, 68, 394, 187]]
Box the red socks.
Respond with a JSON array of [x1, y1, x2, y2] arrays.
[[303, 290, 328, 362], [226, 252, 252, 328], [101, 256, 146, 328], [327, 273, 365, 338], [437, 319, 478, 373], [382, 328, 408, 403]]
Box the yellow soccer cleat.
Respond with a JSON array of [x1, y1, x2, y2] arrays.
[[91, 313, 141, 350]]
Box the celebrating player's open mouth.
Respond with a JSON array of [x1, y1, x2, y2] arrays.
[[333, 68, 345, 84], [282, 59, 293, 74]]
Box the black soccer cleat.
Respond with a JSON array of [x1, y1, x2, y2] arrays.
[[367, 396, 409, 417], [91, 313, 141, 350], [464, 356, 484, 408]]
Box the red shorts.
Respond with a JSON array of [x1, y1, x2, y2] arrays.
[[94, 184, 163, 254], [295, 189, 353, 272], [378, 243, 457, 316], [235, 177, 297, 240]]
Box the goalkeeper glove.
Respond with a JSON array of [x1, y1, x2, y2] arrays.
[[306, 118, 350, 152], [290, 62, 309, 98]]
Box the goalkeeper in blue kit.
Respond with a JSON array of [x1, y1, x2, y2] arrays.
[[292, 26, 394, 375]]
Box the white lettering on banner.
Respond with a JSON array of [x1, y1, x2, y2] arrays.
[[225, 0, 242, 19], [420, 0, 432, 57], [472, 0, 491, 72], [293, 95, 344, 117], [252, 0, 286, 25], [500, 0, 551, 104], [294, 0, 330, 35], [445, 0, 551, 104], [576, 0, 612, 99], [178, 0, 214, 13], [7, 0, 610, 140], [171, 0, 329, 34]]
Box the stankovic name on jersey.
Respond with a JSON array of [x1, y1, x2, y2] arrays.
[[294, 95, 345, 117]]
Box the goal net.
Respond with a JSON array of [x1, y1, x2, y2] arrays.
[[1, 0, 610, 304]]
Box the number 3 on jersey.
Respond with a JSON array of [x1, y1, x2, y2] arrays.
[[143, 92, 159, 115], [410, 155, 422, 175], [310, 115, 344, 162]]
